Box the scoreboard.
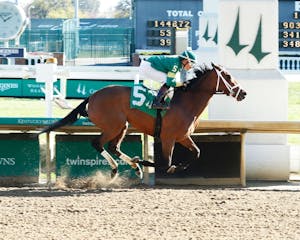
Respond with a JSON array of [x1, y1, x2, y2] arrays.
[[134, 0, 297, 54], [134, 0, 203, 52], [146, 20, 191, 48], [279, 0, 300, 52]]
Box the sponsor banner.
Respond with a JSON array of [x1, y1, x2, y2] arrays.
[[0, 79, 21, 96], [67, 80, 133, 98], [22, 79, 60, 97], [0, 78, 132, 98], [0, 117, 93, 126], [0, 133, 39, 178], [0, 48, 25, 58], [0, 117, 59, 125], [0, 79, 60, 97], [56, 134, 143, 178]]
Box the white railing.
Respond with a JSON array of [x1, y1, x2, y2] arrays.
[[279, 55, 300, 72]]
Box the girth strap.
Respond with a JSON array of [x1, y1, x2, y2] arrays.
[[154, 109, 162, 141]]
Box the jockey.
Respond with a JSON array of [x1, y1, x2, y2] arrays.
[[139, 50, 197, 109]]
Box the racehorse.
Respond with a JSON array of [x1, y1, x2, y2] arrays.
[[40, 63, 246, 179]]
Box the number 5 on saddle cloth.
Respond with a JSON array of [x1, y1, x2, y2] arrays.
[[130, 83, 171, 117]]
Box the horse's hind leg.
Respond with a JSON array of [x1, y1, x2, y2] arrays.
[[108, 125, 143, 179], [91, 133, 119, 178]]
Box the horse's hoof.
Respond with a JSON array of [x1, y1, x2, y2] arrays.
[[167, 165, 176, 174], [134, 164, 143, 179], [131, 156, 140, 164], [111, 168, 118, 179], [176, 163, 190, 172]]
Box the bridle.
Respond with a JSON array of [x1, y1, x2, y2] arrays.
[[214, 66, 242, 100]]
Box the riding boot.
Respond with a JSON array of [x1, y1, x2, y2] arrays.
[[152, 84, 170, 110]]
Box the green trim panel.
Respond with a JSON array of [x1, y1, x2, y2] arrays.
[[0, 78, 133, 98]]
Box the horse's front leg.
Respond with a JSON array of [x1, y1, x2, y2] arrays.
[[175, 136, 201, 170], [159, 138, 177, 174]]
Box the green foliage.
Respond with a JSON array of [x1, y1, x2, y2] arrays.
[[47, 4, 75, 19], [288, 82, 300, 144], [114, 0, 132, 18], [31, 0, 100, 18], [79, 0, 100, 18], [288, 82, 300, 121], [31, 0, 73, 18]]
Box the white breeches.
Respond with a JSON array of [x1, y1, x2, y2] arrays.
[[139, 60, 167, 84]]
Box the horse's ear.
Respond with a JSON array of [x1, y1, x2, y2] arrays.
[[211, 62, 221, 70]]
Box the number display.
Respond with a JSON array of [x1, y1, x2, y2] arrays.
[[281, 31, 300, 39], [147, 20, 191, 28], [147, 38, 172, 47], [279, 4, 299, 51], [279, 12, 300, 49], [282, 21, 300, 29], [281, 40, 300, 48], [147, 29, 172, 37], [159, 38, 172, 46], [146, 20, 191, 48]]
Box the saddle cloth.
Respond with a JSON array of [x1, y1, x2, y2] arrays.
[[130, 83, 169, 117]]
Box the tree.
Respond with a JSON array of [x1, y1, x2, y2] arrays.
[[30, 0, 73, 18], [79, 0, 100, 18], [114, 0, 132, 18], [30, 0, 100, 18]]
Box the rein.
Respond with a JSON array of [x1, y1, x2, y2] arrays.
[[214, 67, 241, 100]]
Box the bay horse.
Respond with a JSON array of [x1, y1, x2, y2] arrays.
[[40, 62, 246, 179]]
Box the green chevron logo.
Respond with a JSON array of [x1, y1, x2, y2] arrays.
[[226, 7, 271, 63], [202, 22, 210, 41], [226, 8, 248, 55], [212, 27, 218, 45], [201, 21, 218, 44], [249, 15, 271, 63]]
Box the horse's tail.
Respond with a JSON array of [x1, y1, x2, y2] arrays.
[[39, 97, 89, 134]]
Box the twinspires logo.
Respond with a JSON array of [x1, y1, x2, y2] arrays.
[[66, 155, 126, 167], [0, 157, 16, 165], [0, 83, 18, 92]]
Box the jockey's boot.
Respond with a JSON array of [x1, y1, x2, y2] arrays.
[[152, 84, 170, 110]]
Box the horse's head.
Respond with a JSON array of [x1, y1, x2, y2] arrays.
[[211, 62, 247, 101]]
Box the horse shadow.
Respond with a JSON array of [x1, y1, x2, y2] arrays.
[[154, 135, 241, 179]]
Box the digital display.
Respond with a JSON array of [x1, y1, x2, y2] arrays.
[[280, 18, 300, 48], [279, 1, 300, 51], [146, 20, 191, 48], [147, 38, 172, 47], [147, 20, 191, 28], [134, 0, 203, 50]]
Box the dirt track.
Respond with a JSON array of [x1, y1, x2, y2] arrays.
[[0, 178, 300, 240]]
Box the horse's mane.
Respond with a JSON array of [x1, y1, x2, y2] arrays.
[[194, 63, 212, 75], [177, 63, 213, 91], [193, 63, 213, 80]]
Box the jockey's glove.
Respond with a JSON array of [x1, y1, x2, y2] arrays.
[[176, 80, 190, 87], [183, 80, 190, 87]]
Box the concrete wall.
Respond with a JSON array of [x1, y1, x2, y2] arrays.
[[197, 0, 290, 180]]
